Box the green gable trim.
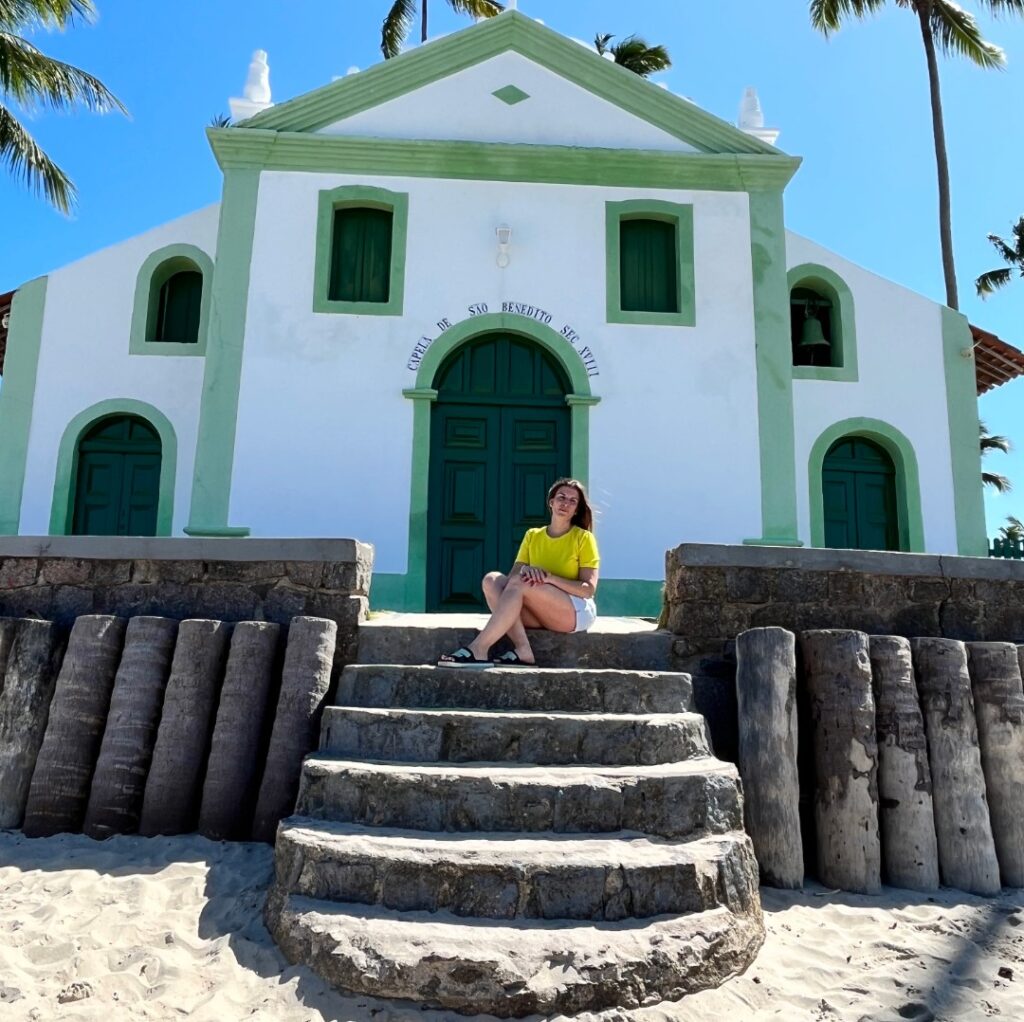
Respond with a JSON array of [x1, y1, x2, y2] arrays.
[[244, 11, 781, 157], [313, 184, 408, 316], [493, 84, 530, 106], [185, 167, 261, 538], [808, 417, 925, 553], [49, 399, 178, 537], [942, 307, 988, 556], [208, 130, 801, 193], [402, 312, 600, 612], [746, 190, 800, 547], [129, 243, 214, 357], [0, 276, 47, 534], [605, 200, 695, 328], [788, 262, 859, 383]]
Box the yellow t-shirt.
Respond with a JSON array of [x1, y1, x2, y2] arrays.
[[515, 526, 600, 580]]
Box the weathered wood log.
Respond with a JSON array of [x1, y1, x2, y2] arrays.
[[83, 617, 178, 840], [734, 627, 803, 888], [252, 617, 338, 843], [966, 642, 1024, 888], [22, 616, 126, 837], [198, 621, 280, 841], [799, 629, 881, 894], [0, 617, 18, 699], [868, 635, 939, 890], [0, 620, 64, 828], [139, 620, 230, 836], [911, 637, 1000, 895]]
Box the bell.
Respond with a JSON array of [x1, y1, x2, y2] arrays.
[[799, 311, 830, 348]]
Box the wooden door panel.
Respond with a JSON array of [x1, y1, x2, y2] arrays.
[[855, 474, 898, 551], [122, 454, 161, 536], [438, 540, 488, 609], [73, 453, 123, 536], [442, 462, 489, 527], [822, 474, 854, 550]]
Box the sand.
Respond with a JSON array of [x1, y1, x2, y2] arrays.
[[1, 830, 1023, 1022]]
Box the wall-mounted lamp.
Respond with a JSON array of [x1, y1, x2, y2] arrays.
[[496, 224, 512, 268]]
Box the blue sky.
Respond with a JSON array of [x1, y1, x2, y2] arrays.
[[4, 0, 1023, 536]]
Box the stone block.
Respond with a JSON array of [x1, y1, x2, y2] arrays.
[[911, 579, 950, 604], [827, 571, 865, 605], [773, 570, 827, 604], [322, 562, 360, 593], [131, 559, 205, 585], [264, 583, 310, 622], [724, 568, 772, 604], [184, 582, 261, 622], [0, 586, 54, 619], [52, 586, 95, 622], [40, 559, 92, 586], [208, 560, 284, 583], [0, 559, 38, 590], [90, 560, 133, 585], [284, 562, 325, 588], [938, 601, 985, 643]]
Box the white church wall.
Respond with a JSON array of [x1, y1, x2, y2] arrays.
[[18, 205, 220, 534], [229, 171, 763, 580], [786, 232, 958, 552]]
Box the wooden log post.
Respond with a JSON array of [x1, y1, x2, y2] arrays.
[[252, 617, 338, 843], [22, 616, 126, 838], [139, 620, 230, 836], [198, 621, 281, 841], [83, 617, 178, 840], [734, 627, 803, 888], [799, 629, 881, 894], [868, 635, 939, 890], [0, 620, 64, 829], [911, 638, 1000, 896], [966, 642, 1024, 888], [0, 617, 18, 699]]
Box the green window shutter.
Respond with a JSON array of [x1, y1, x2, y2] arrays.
[[154, 270, 203, 344], [329, 207, 394, 303], [619, 218, 678, 313]]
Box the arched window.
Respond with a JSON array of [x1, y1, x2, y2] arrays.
[[790, 285, 835, 367], [154, 269, 203, 344], [787, 264, 858, 381], [129, 244, 213, 356]]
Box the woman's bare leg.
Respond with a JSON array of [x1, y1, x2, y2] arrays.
[[468, 578, 576, 661], [481, 572, 537, 660]]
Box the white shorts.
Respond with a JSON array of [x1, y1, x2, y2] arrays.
[[570, 596, 597, 633]]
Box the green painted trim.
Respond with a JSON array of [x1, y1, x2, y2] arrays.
[[312, 184, 408, 316], [492, 84, 529, 106], [788, 262, 859, 383], [942, 307, 988, 556], [369, 572, 415, 611], [128, 243, 214, 357], [244, 11, 782, 156], [48, 399, 178, 537], [402, 313, 600, 612], [185, 167, 262, 536], [747, 191, 801, 546], [0, 277, 47, 534], [605, 200, 696, 328], [807, 417, 925, 553], [208, 130, 802, 193], [182, 525, 251, 537]]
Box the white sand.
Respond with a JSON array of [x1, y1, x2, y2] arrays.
[[1, 830, 1023, 1021]]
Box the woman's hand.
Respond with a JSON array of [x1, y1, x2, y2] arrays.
[[519, 565, 548, 586]]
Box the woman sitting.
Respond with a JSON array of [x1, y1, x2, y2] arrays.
[[438, 478, 599, 667]]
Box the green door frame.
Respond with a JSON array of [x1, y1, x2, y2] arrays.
[[402, 312, 600, 612]]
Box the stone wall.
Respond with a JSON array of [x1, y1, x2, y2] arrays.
[[0, 537, 373, 664]]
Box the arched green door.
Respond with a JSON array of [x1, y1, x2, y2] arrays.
[[72, 416, 162, 536], [822, 437, 899, 551], [427, 334, 571, 611]]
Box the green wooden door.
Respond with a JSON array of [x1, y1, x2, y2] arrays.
[[72, 416, 161, 536], [427, 335, 571, 611], [823, 438, 899, 551]]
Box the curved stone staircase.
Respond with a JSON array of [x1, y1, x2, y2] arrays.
[[265, 616, 764, 1016]]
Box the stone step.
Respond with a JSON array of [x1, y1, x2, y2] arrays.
[[357, 613, 674, 670], [336, 664, 692, 714], [275, 817, 759, 922], [296, 757, 743, 840], [265, 892, 764, 1017], [320, 706, 710, 765]]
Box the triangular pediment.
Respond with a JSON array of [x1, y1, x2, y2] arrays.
[[243, 11, 784, 157]]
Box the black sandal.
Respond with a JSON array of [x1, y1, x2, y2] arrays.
[[492, 650, 536, 667], [437, 646, 492, 668]]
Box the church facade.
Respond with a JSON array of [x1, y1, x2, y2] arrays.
[[0, 12, 990, 616]]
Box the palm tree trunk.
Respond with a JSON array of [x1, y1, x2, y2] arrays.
[[917, 4, 959, 310], [422, 0, 428, 43], [83, 617, 178, 839]]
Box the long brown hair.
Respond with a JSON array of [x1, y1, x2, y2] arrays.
[[547, 477, 593, 532]]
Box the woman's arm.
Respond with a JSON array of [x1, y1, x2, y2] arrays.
[[531, 567, 598, 599]]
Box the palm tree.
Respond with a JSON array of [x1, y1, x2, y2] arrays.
[[981, 420, 1012, 493], [594, 33, 672, 77], [977, 216, 1024, 297], [2, 1, 125, 213], [810, 1, 1024, 312], [999, 515, 1024, 542], [382, 0, 504, 59]]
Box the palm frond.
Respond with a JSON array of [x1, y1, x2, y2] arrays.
[[980, 422, 1011, 454], [0, 1, 94, 33], [983, 471, 1012, 492], [981, 0, 1024, 17], [809, 0, 887, 34], [987, 233, 1019, 264], [594, 32, 613, 56], [447, 0, 504, 19], [1001, 514, 1024, 542], [0, 101, 74, 212], [1012, 216, 1024, 251], [381, 0, 417, 59], [930, 1, 1005, 68], [608, 35, 672, 77], [209, 112, 231, 128], [976, 267, 1013, 296], [0, 33, 125, 113]]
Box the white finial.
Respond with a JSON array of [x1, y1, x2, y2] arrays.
[[229, 50, 274, 122], [738, 87, 780, 146], [508, 0, 518, 8]]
